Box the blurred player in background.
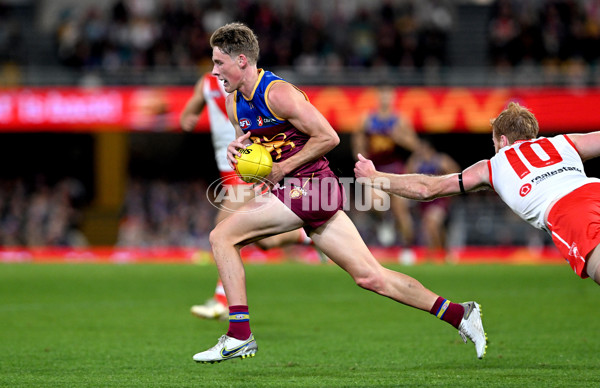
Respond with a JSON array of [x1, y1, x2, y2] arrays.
[[405, 139, 460, 261], [352, 86, 419, 260], [356, 102, 600, 286], [192, 22, 486, 364], [180, 72, 319, 320]]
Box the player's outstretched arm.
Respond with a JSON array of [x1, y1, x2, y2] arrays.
[[180, 77, 206, 131], [355, 154, 490, 201], [567, 131, 600, 161]]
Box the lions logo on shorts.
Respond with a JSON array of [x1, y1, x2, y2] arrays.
[[289, 185, 307, 199]]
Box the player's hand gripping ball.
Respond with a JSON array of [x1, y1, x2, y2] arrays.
[[234, 143, 273, 183]]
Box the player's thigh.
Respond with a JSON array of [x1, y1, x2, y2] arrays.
[[218, 184, 255, 212], [423, 205, 446, 226], [215, 184, 258, 224], [215, 193, 304, 245], [309, 211, 381, 276], [586, 244, 600, 283], [390, 194, 410, 215]]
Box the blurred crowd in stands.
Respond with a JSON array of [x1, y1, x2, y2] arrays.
[[55, 0, 453, 71], [0, 176, 220, 249], [53, 0, 600, 73], [0, 178, 88, 247], [488, 0, 600, 69], [116, 179, 216, 248]]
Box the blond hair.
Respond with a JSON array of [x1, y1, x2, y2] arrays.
[[491, 102, 539, 143], [210, 22, 260, 65]]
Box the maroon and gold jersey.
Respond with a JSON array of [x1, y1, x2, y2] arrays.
[[233, 69, 331, 178]]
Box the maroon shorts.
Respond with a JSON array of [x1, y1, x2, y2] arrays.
[[273, 170, 345, 229], [547, 182, 600, 278]]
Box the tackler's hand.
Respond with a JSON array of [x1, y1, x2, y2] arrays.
[[354, 153, 377, 180]]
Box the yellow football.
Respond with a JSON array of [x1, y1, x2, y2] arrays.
[[234, 143, 273, 183]]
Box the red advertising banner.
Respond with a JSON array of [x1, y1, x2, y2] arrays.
[[0, 245, 562, 264], [0, 86, 598, 133], [0, 87, 191, 132]]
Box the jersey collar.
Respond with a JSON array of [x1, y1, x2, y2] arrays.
[[241, 69, 265, 101]]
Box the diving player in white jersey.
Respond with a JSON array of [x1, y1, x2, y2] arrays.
[[180, 73, 319, 320], [355, 102, 600, 284]]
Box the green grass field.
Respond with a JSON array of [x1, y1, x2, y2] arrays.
[[1, 262, 599, 387]]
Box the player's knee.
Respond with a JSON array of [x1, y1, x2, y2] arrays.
[[208, 228, 220, 248], [210, 222, 249, 249], [209, 225, 229, 248]]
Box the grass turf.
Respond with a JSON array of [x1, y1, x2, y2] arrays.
[[1, 262, 599, 387]]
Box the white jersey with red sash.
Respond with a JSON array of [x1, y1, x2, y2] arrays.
[[488, 134, 600, 232], [202, 73, 235, 172]]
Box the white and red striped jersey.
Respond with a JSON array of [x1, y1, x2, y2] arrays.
[[202, 73, 235, 172], [488, 134, 600, 231]]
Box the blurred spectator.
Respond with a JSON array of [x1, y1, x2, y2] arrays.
[[352, 85, 419, 249], [415, 0, 453, 67], [347, 7, 377, 67], [405, 139, 460, 260], [0, 4, 22, 64], [488, 0, 522, 67], [0, 178, 88, 247]]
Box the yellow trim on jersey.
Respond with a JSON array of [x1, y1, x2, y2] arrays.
[[232, 91, 239, 124], [265, 81, 310, 122], [242, 69, 265, 101]]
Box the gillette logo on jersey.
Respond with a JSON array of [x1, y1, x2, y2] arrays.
[[233, 69, 330, 176]]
